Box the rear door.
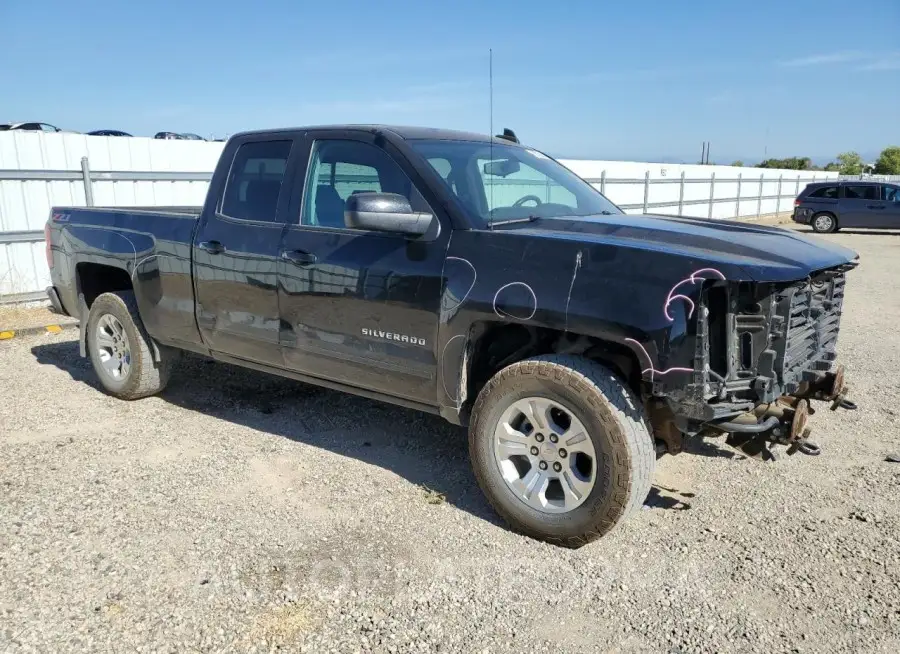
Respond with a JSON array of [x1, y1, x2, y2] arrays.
[[840, 184, 881, 228], [192, 136, 299, 366], [276, 130, 449, 405]]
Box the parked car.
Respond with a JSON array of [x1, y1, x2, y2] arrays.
[[87, 130, 132, 137], [43, 124, 860, 547], [0, 122, 62, 132], [793, 181, 900, 232], [153, 131, 183, 140], [179, 133, 206, 141]]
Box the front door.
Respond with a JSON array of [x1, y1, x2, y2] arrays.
[[876, 184, 900, 229], [193, 137, 295, 366], [840, 184, 881, 228], [277, 133, 448, 405]]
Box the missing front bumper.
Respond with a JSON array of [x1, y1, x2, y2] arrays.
[[711, 365, 856, 460]]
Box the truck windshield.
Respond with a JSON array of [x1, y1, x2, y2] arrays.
[[409, 140, 622, 226]]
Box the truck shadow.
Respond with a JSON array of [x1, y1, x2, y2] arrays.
[[30, 340, 692, 531]]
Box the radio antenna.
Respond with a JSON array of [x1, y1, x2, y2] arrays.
[[489, 47, 494, 229]]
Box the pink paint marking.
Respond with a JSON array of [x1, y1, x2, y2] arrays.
[[663, 267, 725, 322], [625, 337, 694, 383], [668, 294, 695, 318]]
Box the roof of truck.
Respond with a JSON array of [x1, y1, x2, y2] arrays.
[[232, 124, 519, 144]]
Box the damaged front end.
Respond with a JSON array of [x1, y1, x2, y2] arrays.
[[657, 262, 858, 460]]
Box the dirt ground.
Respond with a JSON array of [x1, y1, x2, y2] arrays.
[[1, 224, 898, 653]]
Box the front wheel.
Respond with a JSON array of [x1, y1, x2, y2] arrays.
[[469, 355, 655, 547], [86, 291, 177, 399]]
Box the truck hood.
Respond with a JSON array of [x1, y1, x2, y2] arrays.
[[514, 213, 859, 282]]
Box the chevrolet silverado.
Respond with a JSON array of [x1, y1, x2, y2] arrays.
[[44, 125, 859, 547]]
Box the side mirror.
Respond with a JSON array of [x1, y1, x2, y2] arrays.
[[344, 192, 434, 236], [483, 158, 521, 178]]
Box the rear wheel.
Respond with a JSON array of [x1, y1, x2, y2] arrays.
[[811, 212, 837, 233], [86, 291, 177, 399], [469, 354, 655, 547]]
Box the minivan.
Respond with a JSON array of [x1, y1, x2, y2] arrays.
[[793, 181, 900, 232]]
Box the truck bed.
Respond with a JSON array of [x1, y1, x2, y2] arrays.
[[64, 205, 203, 217]]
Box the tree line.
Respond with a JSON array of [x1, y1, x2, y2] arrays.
[[726, 146, 900, 174]]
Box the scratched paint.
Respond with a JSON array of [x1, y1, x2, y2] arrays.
[[440, 257, 477, 322], [493, 282, 537, 321], [440, 334, 468, 403]]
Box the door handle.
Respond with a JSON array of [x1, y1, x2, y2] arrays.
[[281, 250, 317, 266], [198, 240, 226, 254]]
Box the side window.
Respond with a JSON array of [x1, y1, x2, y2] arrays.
[[301, 139, 426, 229], [220, 140, 292, 222], [809, 186, 838, 199], [844, 185, 877, 200], [882, 185, 899, 202]]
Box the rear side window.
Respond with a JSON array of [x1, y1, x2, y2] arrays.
[[883, 185, 899, 202], [221, 140, 292, 222], [844, 185, 878, 200], [808, 186, 838, 199]]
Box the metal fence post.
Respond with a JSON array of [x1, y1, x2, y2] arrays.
[[757, 174, 764, 217], [736, 173, 743, 217], [708, 172, 716, 219], [80, 156, 94, 207], [600, 170, 607, 196], [677, 171, 685, 214], [776, 174, 783, 215], [642, 171, 650, 213], [794, 176, 800, 198], [545, 177, 551, 203]]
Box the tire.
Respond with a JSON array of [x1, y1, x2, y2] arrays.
[[469, 354, 655, 548], [86, 291, 177, 399], [811, 212, 838, 233]]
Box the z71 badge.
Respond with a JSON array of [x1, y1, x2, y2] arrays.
[[361, 328, 426, 347]]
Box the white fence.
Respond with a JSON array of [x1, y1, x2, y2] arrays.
[[0, 132, 837, 303]]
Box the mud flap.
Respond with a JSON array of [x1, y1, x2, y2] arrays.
[[78, 293, 89, 358]]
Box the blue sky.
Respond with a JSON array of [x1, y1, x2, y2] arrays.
[[1, 0, 897, 163]]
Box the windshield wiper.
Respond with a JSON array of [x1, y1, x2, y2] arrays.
[[490, 215, 540, 227]]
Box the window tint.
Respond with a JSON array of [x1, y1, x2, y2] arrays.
[[220, 140, 292, 222], [17, 123, 41, 130], [301, 140, 426, 229], [883, 185, 899, 202], [808, 186, 838, 199], [844, 185, 877, 200]]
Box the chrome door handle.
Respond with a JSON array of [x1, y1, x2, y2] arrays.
[[281, 250, 317, 266], [198, 240, 226, 254]]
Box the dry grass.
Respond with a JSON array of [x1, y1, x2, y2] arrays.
[[0, 304, 77, 331], [246, 602, 315, 647]]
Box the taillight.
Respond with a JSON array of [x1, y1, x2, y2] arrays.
[[44, 223, 53, 268], [794, 199, 801, 206]]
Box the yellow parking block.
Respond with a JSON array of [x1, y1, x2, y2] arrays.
[[46, 325, 62, 333], [0, 330, 14, 340]]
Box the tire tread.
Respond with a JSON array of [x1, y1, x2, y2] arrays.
[[87, 291, 174, 400], [469, 354, 655, 547]]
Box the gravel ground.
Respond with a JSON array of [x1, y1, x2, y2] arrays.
[[1, 227, 899, 654]]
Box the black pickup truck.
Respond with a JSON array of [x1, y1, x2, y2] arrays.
[[44, 125, 859, 547]]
